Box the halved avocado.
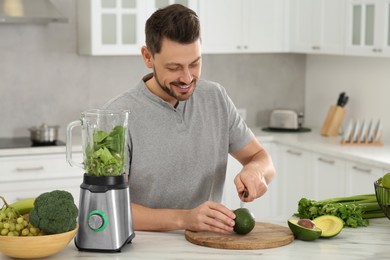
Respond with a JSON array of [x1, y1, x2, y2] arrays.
[[312, 215, 344, 238], [287, 219, 322, 241]]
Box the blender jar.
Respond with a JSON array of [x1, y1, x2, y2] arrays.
[[66, 109, 130, 176]]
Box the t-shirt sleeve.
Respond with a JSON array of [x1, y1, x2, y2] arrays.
[[221, 88, 255, 153]]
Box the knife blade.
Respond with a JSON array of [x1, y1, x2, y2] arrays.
[[240, 188, 249, 208]]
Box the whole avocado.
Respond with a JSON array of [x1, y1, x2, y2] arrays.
[[29, 190, 78, 234]]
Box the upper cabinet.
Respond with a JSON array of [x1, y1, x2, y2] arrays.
[[77, 0, 147, 55], [198, 0, 288, 54], [290, 0, 345, 55], [345, 0, 390, 57], [77, 0, 198, 56], [76, 0, 390, 57]]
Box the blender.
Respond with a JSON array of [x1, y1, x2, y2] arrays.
[[66, 109, 135, 252]]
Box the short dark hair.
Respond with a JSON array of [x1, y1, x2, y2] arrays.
[[145, 4, 200, 55]]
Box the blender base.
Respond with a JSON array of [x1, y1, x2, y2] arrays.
[[75, 233, 135, 253], [75, 174, 135, 252]]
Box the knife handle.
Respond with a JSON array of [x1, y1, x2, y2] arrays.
[[242, 189, 249, 198]]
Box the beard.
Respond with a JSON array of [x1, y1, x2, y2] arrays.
[[152, 66, 197, 102]]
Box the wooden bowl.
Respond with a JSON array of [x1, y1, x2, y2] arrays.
[[0, 225, 78, 259]]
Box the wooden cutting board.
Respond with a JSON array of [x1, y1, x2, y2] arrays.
[[185, 222, 294, 250]]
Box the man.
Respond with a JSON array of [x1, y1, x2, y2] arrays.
[[104, 4, 275, 233]]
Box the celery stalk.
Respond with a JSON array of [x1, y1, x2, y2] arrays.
[[294, 194, 383, 228]]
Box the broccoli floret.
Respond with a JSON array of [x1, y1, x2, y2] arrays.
[[29, 190, 78, 234]]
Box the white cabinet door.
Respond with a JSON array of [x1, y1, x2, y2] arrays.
[[77, 0, 198, 55], [345, 0, 390, 57], [149, 0, 198, 13], [246, 142, 277, 220], [199, 0, 287, 54], [311, 153, 346, 200], [277, 144, 312, 217], [345, 160, 384, 195], [198, 0, 241, 53], [77, 0, 148, 55], [290, 0, 345, 54], [242, 0, 288, 53], [222, 142, 276, 220]]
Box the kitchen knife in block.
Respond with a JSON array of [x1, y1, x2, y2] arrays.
[[320, 106, 346, 137]]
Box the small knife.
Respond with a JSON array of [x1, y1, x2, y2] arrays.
[[240, 188, 249, 208]]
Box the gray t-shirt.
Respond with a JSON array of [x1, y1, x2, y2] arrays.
[[104, 74, 254, 209]]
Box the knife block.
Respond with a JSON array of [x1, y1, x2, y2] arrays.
[[321, 106, 346, 137]]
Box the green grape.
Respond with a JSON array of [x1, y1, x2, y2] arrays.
[[9, 223, 15, 231], [3, 222, 10, 229], [7, 231, 15, 236], [22, 220, 28, 227], [15, 223, 23, 232], [0, 222, 3, 229], [0, 212, 6, 220], [1, 228, 9, 236], [29, 227, 38, 235], [21, 228, 29, 236], [16, 217, 24, 224]]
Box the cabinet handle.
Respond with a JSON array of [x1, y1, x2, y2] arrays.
[[352, 166, 371, 174], [318, 157, 335, 164], [243, 45, 248, 49], [15, 166, 44, 172], [372, 48, 383, 53], [286, 149, 302, 156], [312, 46, 320, 50]]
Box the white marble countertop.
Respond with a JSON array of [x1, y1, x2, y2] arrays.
[[3, 218, 387, 260], [0, 136, 83, 157], [252, 127, 390, 169]]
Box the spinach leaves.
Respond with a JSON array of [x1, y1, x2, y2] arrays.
[[85, 126, 126, 176]]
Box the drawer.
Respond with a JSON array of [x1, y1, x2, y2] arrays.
[[345, 161, 385, 195], [0, 153, 84, 182], [0, 177, 82, 205]]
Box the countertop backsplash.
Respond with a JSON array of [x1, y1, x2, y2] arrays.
[[305, 55, 390, 142]]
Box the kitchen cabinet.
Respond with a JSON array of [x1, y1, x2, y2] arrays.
[[272, 143, 386, 217], [345, 0, 390, 57], [0, 153, 83, 204], [77, 0, 198, 56], [311, 153, 346, 200], [276, 144, 313, 217], [198, 0, 288, 54], [222, 142, 277, 220], [290, 0, 345, 55], [345, 160, 384, 195]]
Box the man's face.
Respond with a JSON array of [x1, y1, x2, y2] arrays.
[[144, 38, 202, 105]]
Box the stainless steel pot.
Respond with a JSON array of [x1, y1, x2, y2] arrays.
[[28, 124, 59, 144]]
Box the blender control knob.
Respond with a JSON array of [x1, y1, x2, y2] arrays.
[[87, 210, 108, 231]]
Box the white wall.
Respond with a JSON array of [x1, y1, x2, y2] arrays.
[[305, 55, 390, 140]]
